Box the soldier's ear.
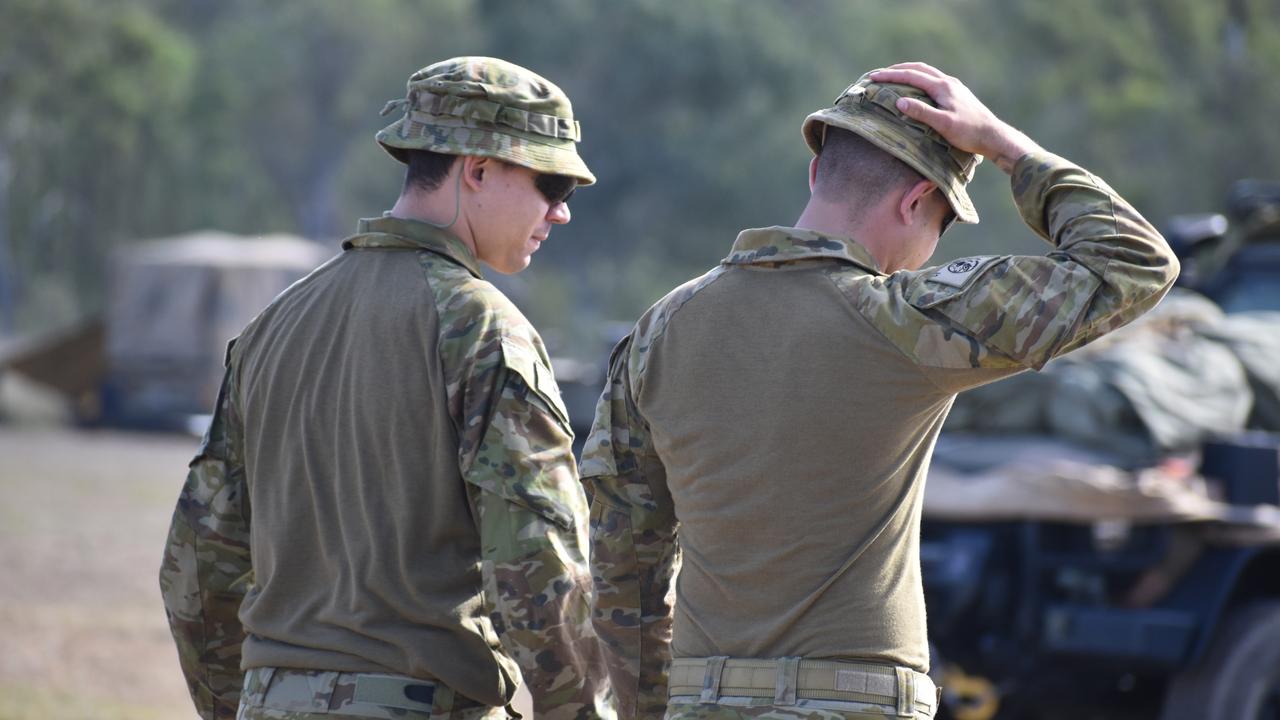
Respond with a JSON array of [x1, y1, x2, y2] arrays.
[[808, 156, 820, 193], [462, 156, 489, 191], [898, 179, 939, 226]]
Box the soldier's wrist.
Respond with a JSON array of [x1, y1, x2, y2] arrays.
[[984, 126, 1039, 175]]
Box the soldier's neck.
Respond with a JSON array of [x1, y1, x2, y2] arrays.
[[388, 189, 479, 257], [797, 197, 923, 273], [796, 200, 883, 267]]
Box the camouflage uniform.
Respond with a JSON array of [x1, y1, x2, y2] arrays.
[[582, 74, 1179, 719], [159, 58, 612, 720]]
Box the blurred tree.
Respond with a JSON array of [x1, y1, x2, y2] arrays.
[[0, 0, 193, 332], [977, 0, 1280, 216], [3, 0, 1278, 359], [145, 0, 481, 240]]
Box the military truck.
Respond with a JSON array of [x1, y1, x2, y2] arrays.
[[1167, 179, 1280, 315], [921, 181, 1280, 720], [922, 436, 1280, 720], [0, 231, 331, 430]]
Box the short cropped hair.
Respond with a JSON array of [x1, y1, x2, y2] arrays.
[[813, 126, 924, 215], [402, 149, 458, 194]]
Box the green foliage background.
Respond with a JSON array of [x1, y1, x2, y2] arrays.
[[3, 0, 1279, 358]]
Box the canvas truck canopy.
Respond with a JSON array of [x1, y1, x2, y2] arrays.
[[105, 231, 332, 422], [942, 290, 1280, 466], [927, 289, 1280, 539]]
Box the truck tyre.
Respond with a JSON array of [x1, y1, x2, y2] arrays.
[[1160, 600, 1280, 720]]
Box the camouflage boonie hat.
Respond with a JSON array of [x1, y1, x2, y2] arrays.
[[377, 56, 595, 185], [803, 72, 980, 223]]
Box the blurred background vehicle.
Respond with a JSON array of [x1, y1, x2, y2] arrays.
[[1, 232, 332, 431]]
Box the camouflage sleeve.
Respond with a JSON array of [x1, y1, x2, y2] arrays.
[[460, 339, 616, 720], [158, 363, 252, 720], [851, 150, 1180, 392], [580, 334, 679, 720], [428, 257, 612, 717]]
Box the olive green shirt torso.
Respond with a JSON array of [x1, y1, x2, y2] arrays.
[[636, 239, 961, 670], [233, 218, 502, 701], [232, 217, 542, 706]]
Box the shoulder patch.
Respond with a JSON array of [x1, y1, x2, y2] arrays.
[[928, 255, 999, 289], [501, 337, 572, 431]]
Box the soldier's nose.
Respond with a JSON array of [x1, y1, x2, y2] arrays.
[[548, 203, 571, 225]]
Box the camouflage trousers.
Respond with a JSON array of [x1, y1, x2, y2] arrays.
[[236, 667, 515, 720]]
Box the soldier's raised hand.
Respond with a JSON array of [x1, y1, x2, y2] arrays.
[[870, 62, 1040, 174]]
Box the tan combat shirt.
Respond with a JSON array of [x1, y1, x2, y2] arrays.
[[581, 152, 1179, 717], [160, 216, 613, 719]]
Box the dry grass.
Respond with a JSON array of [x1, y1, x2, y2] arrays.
[[0, 427, 199, 719], [0, 427, 533, 719]]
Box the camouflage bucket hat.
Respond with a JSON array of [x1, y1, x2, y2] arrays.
[[377, 56, 595, 185], [802, 72, 980, 224]]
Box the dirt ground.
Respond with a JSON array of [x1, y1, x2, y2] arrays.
[[0, 426, 534, 719], [0, 426, 198, 719]]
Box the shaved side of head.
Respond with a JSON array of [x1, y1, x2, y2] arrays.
[[812, 126, 924, 218]]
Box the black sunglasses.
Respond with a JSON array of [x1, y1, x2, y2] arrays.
[[535, 174, 577, 205], [939, 208, 957, 238]]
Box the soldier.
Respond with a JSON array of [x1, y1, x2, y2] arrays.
[[159, 57, 615, 720], [583, 62, 1179, 719]]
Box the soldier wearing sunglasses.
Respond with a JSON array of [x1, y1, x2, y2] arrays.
[[160, 57, 613, 720]]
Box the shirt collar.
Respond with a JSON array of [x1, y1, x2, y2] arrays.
[[722, 226, 883, 275], [343, 214, 483, 279]]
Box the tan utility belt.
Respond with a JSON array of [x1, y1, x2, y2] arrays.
[[241, 666, 483, 717], [668, 656, 937, 717]]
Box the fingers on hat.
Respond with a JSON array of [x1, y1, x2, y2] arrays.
[[896, 97, 947, 125], [878, 61, 947, 78], [870, 67, 948, 96]]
